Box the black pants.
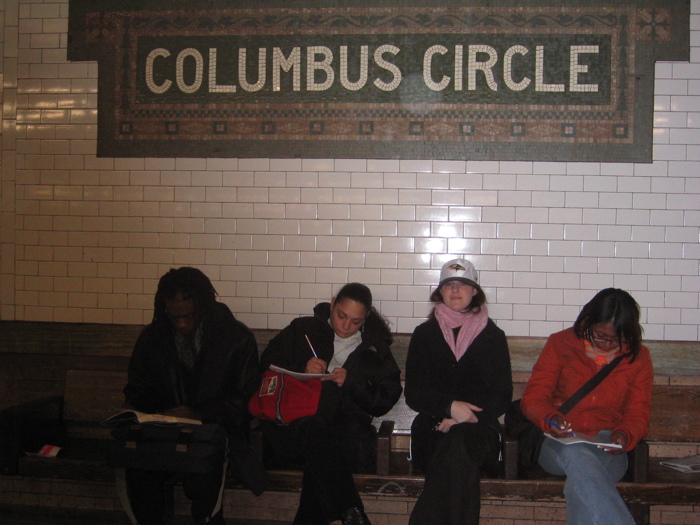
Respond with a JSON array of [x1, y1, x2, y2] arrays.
[[125, 466, 226, 525], [261, 414, 364, 525], [409, 420, 500, 525]]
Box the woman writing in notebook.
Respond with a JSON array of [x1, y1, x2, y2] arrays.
[[521, 288, 653, 525], [258, 282, 402, 525]]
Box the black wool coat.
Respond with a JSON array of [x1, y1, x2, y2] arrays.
[[405, 317, 513, 437]]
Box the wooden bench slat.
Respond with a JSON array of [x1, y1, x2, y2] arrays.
[[647, 385, 700, 441], [16, 456, 700, 507], [63, 370, 127, 422]]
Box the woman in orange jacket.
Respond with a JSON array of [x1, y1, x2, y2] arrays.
[[521, 288, 653, 525]]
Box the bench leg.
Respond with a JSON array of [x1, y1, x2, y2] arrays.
[[376, 420, 394, 476], [628, 440, 649, 483], [628, 502, 650, 525], [503, 438, 519, 480]]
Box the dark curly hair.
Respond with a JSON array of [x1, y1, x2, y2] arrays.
[[152, 267, 218, 324], [573, 288, 643, 360]]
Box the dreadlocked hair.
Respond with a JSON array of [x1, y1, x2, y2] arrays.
[[153, 267, 218, 324]]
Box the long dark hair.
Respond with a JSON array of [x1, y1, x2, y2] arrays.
[[153, 267, 218, 324], [334, 282, 391, 334], [573, 288, 643, 360]]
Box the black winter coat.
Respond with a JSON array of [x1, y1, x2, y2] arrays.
[[124, 302, 260, 438], [259, 302, 403, 471], [405, 317, 513, 431]]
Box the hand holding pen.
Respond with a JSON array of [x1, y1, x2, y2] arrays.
[[303, 334, 344, 384], [304, 334, 328, 374], [545, 416, 575, 437]]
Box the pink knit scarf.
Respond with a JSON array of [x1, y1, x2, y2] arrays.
[[434, 302, 489, 361]]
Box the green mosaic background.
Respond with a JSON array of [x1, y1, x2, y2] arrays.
[[68, 0, 690, 162]]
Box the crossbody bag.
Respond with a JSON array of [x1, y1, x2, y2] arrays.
[[505, 353, 625, 469]]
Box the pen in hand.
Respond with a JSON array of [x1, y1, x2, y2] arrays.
[[544, 418, 575, 436], [304, 334, 318, 358], [304, 334, 331, 375]]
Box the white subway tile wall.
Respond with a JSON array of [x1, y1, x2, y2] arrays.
[[0, 0, 699, 343]]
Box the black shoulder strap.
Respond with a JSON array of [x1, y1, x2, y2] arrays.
[[559, 354, 626, 415]]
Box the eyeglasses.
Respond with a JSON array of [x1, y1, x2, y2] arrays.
[[589, 329, 621, 347]]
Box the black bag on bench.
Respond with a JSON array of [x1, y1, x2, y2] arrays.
[[106, 423, 228, 474]]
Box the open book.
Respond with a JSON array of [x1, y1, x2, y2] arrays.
[[103, 409, 201, 426], [269, 364, 327, 381], [544, 431, 623, 449], [660, 454, 700, 473]]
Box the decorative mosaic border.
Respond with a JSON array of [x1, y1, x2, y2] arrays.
[[68, 1, 689, 162]]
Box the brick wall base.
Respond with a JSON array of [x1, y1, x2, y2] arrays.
[[1, 476, 698, 525]]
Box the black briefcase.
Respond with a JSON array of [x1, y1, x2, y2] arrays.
[[106, 423, 227, 474]]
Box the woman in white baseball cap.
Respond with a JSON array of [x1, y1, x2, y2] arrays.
[[404, 258, 513, 525]]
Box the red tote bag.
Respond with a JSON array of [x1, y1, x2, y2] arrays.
[[249, 370, 322, 425]]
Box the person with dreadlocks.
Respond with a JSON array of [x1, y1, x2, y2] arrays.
[[122, 267, 265, 525]]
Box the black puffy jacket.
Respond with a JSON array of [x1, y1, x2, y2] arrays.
[[260, 302, 403, 470]]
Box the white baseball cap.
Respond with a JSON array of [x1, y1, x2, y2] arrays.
[[438, 258, 479, 287]]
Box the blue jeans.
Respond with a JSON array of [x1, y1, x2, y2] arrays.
[[538, 430, 635, 525]]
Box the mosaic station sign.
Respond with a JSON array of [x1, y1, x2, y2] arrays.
[[68, 1, 690, 162]]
